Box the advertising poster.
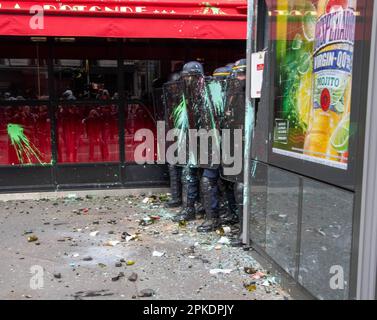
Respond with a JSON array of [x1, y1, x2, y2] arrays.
[[272, 0, 357, 170]]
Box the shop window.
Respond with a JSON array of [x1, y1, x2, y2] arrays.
[[123, 60, 160, 163], [299, 179, 353, 300], [266, 167, 299, 277], [249, 161, 268, 249], [123, 60, 161, 102], [53, 59, 118, 100], [0, 105, 52, 165], [125, 102, 157, 163], [57, 104, 119, 163], [0, 59, 49, 100]]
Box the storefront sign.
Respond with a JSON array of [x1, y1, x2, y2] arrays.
[[0, 1, 241, 16], [0, 1, 247, 39]]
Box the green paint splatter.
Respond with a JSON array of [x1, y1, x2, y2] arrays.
[[7, 123, 45, 165], [207, 81, 225, 117], [171, 95, 196, 165], [172, 94, 188, 132], [204, 81, 221, 153]]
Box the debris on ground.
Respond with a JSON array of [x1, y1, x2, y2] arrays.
[[124, 234, 138, 242], [178, 220, 188, 228], [105, 240, 120, 247], [111, 272, 125, 281], [27, 235, 38, 242], [138, 289, 155, 297], [216, 226, 231, 236], [217, 236, 231, 245], [158, 194, 169, 202], [83, 256, 93, 261], [244, 266, 258, 274], [152, 250, 165, 257], [209, 269, 233, 275], [139, 215, 160, 226], [72, 290, 114, 300], [0, 192, 289, 300], [128, 273, 138, 282], [140, 217, 153, 226], [250, 271, 266, 280], [244, 281, 257, 292]]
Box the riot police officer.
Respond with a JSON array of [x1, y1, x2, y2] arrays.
[[197, 66, 235, 233], [171, 61, 205, 222]]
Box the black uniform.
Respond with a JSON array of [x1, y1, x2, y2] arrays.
[[171, 61, 205, 222], [197, 66, 238, 233]]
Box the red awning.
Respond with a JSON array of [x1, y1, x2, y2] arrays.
[[0, 0, 247, 39]]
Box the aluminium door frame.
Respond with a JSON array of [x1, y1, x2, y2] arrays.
[[357, 0, 377, 300]]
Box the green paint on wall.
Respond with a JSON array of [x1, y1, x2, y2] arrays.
[[7, 123, 46, 165]]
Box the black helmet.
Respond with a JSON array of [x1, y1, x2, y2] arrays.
[[168, 72, 181, 82], [182, 61, 204, 75], [232, 59, 247, 75], [212, 66, 232, 79]]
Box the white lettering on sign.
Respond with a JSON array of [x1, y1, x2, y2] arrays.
[[0, 2, 227, 16], [136, 6, 147, 13], [89, 6, 101, 12], [43, 5, 56, 10]]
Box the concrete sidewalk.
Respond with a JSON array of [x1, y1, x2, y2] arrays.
[[0, 193, 290, 300], [0, 187, 169, 202]]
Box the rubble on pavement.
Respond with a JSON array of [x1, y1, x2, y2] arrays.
[[0, 193, 291, 300]]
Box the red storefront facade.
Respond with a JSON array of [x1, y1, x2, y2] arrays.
[[0, 0, 247, 192]]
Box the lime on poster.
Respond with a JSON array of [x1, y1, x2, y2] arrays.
[[272, 0, 357, 170]]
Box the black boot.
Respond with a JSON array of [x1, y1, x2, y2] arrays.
[[197, 218, 219, 232], [165, 165, 182, 208], [195, 202, 206, 217], [219, 180, 239, 225], [197, 176, 219, 233], [219, 212, 240, 225], [165, 199, 182, 208], [173, 167, 199, 222], [172, 204, 196, 222], [180, 167, 199, 208]]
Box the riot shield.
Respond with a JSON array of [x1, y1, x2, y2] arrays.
[[163, 80, 185, 132], [206, 77, 227, 130], [162, 80, 188, 166], [196, 77, 227, 169], [182, 73, 204, 131], [221, 77, 246, 183], [181, 73, 207, 167]]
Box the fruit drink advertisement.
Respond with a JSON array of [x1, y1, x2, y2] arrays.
[[272, 0, 357, 170]]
